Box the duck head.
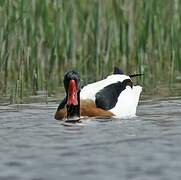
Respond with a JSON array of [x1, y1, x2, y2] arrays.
[[64, 70, 81, 119]]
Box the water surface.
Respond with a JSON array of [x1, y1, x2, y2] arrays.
[[0, 96, 181, 180]]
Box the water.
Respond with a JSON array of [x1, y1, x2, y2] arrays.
[[0, 97, 181, 180]]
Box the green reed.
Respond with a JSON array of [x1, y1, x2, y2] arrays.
[[0, 0, 180, 101]]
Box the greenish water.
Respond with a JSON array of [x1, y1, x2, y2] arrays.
[[0, 86, 181, 180]]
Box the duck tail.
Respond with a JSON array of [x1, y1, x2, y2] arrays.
[[129, 73, 144, 78]]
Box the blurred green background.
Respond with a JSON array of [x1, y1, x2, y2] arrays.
[[0, 0, 181, 102]]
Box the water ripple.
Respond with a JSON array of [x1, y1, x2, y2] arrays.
[[0, 97, 181, 180]]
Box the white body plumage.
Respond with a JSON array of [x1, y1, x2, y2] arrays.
[[80, 74, 142, 118]]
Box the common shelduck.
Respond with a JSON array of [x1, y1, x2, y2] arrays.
[[55, 68, 142, 120]]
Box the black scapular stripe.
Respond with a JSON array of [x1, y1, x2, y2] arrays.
[[95, 79, 133, 110]]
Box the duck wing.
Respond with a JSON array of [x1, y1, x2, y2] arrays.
[[95, 79, 133, 110]]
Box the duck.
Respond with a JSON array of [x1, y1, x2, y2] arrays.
[[54, 67, 142, 120]]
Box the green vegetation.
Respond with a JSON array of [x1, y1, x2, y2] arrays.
[[0, 0, 181, 102]]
